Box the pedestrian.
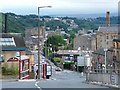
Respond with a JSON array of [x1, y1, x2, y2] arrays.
[[34, 64, 38, 79], [36, 69, 38, 79], [81, 72, 84, 76]]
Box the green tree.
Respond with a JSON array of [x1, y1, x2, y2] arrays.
[[45, 35, 66, 51], [43, 47, 52, 58], [46, 20, 68, 32]]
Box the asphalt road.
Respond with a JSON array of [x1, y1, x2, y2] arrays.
[[2, 70, 109, 89], [1, 52, 116, 90], [36, 70, 108, 88]]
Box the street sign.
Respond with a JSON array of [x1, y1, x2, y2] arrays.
[[111, 74, 118, 85]]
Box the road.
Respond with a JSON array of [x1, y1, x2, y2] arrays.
[[1, 52, 115, 90], [2, 70, 109, 89], [36, 70, 108, 88], [2, 65, 109, 89]]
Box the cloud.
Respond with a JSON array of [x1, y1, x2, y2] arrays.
[[1, 0, 119, 15]]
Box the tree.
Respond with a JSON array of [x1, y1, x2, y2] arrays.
[[43, 47, 52, 58], [45, 35, 66, 51], [46, 20, 69, 31]]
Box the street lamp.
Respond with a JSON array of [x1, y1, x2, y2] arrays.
[[38, 6, 52, 79], [104, 48, 107, 73], [103, 30, 108, 74]]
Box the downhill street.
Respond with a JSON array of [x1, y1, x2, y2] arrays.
[[2, 69, 109, 89], [1, 52, 116, 89]]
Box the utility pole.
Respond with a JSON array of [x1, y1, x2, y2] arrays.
[[38, 7, 40, 79]]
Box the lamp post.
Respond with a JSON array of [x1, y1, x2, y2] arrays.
[[38, 6, 52, 79], [104, 48, 107, 73], [104, 30, 108, 74]]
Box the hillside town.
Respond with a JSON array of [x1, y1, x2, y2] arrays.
[[0, 8, 120, 90]]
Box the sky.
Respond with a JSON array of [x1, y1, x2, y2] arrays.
[[0, 0, 120, 16]]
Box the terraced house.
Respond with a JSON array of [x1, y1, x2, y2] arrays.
[[97, 26, 118, 49], [113, 39, 120, 73]]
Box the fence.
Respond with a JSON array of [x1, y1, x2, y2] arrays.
[[86, 69, 120, 86]]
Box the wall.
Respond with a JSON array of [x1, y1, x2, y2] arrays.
[[1, 51, 26, 70], [97, 32, 118, 49], [86, 73, 119, 85], [113, 41, 120, 73], [74, 35, 91, 50], [26, 54, 34, 72]]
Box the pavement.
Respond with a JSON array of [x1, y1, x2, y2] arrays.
[[85, 81, 120, 89], [0, 79, 18, 82], [1, 74, 120, 89], [1, 51, 120, 89]]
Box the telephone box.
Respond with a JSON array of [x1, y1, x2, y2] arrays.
[[42, 63, 47, 79], [7, 55, 30, 79]]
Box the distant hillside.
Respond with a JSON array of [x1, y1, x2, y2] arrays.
[[1, 13, 118, 36], [1, 13, 39, 36], [51, 13, 118, 18]]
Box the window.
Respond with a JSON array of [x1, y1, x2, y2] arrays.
[[106, 35, 109, 39], [0, 37, 16, 46], [113, 42, 117, 48], [100, 34, 102, 38], [118, 42, 120, 49], [106, 41, 109, 45], [113, 35, 117, 39], [111, 35, 113, 39]]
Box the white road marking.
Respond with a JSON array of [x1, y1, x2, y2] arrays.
[[19, 79, 36, 82], [35, 81, 42, 90], [51, 78, 56, 80]]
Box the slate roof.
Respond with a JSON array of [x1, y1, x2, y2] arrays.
[[92, 48, 114, 56], [98, 26, 119, 33], [113, 39, 120, 42], [0, 33, 27, 51]]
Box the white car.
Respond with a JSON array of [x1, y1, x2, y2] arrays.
[[55, 67, 62, 71]]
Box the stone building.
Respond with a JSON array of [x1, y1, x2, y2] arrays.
[[25, 27, 46, 51], [113, 39, 120, 73], [97, 26, 118, 49], [74, 33, 96, 51]]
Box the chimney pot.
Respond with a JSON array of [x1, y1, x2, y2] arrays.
[[106, 11, 110, 27]]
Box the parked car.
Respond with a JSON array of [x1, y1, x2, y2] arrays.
[[55, 67, 62, 71]]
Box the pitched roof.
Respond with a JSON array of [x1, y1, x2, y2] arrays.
[[113, 39, 120, 42], [92, 48, 105, 56], [92, 48, 113, 56], [0, 33, 27, 51], [98, 26, 119, 33], [76, 33, 96, 40]]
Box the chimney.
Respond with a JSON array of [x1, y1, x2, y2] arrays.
[[118, 1, 120, 39], [5, 14, 8, 33], [106, 11, 110, 27]]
